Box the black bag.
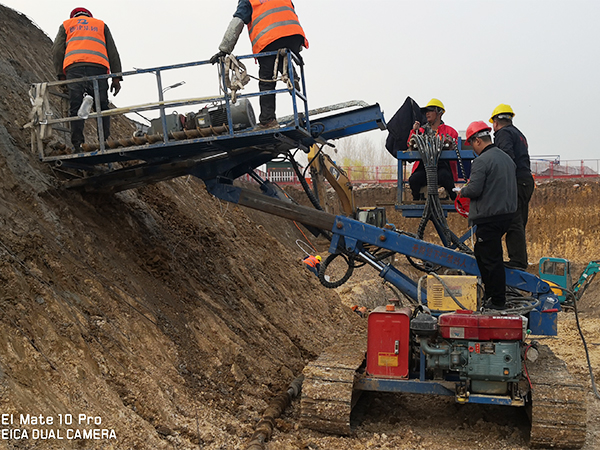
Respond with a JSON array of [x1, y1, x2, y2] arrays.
[[385, 96, 425, 158]]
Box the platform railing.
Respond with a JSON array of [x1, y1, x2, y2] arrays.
[[25, 49, 309, 163]]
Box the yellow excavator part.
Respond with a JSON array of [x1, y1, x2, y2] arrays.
[[308, 144, 355, 216]]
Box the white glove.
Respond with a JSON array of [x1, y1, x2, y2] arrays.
[[452, 187, 461, 192]]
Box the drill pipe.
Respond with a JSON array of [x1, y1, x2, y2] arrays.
[[245, 375, 304, 450], [78, 125, 229, 153]]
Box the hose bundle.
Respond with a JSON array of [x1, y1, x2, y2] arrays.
[[408, 128, 472, 271]]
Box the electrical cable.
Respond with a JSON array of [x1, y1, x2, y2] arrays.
[[428, 272, 467, 310], [564, 287, 600, 400]]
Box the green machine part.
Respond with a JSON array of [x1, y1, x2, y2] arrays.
[[538, 257, 572, 303], [539, 257, 600, 303]]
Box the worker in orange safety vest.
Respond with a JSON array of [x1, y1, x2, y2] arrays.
[[51, 7, 122, 151], [210, 0, 308, 129], [302, 254, 321, 277]]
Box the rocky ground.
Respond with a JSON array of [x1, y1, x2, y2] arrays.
[[0, 4, 599, 450]]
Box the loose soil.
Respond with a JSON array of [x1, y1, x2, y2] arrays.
[[1, 5, 599, 450]]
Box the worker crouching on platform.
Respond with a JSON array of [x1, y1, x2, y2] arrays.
[[302, 254, 321, 277], [211, 0, 308, 129], [51, 7, 123, 152], [459, 121, 517, 310], [408, 99, 459, 201]]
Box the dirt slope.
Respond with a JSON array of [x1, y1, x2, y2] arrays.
[[0, 5, 358, 449]]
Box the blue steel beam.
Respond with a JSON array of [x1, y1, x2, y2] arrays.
[[329, 216, 550, 297], [355, 377, 519, 406], [304, 104, 386, 143]]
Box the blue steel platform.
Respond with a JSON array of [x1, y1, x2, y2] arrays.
[[28, 51, 386, 192]]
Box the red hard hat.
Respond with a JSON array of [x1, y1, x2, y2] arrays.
[[465, 121, 491, 144], [70, 7, 93, 18]]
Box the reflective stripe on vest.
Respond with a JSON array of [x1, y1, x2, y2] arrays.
[[62, 17, 109, 72], [248, 0, 308, 54], [303, 256, 319, 268]]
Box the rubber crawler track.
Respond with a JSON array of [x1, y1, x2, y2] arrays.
[[527, 344, 587, 449], [300, 335, 366, 435]]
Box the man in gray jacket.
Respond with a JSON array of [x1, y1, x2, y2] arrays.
[[460, 121, 517, 310]]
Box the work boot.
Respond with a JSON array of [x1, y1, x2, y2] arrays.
[[255, 119, 279, 130], [504, 261, 528, 270], [484, 299, 507, 311]]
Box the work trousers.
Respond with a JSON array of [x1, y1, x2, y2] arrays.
[[257, 35, 303, 125], [474, 218, 512, 306], [304, 264, 319, 277], [408, 166, 456, 200], [66, 65, 110, 148], [505, 175, 535, 268]]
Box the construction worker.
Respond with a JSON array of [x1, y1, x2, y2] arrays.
[[460, 121, 517, 310], [210, 0, 308, 129], [351, 305, 368, 318], [302, 254, 321, 277], [490, 104, 534, 270], [51, 7, 122, 152], [408, 99, 459, 201]]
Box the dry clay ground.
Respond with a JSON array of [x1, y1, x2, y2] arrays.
[[1, 4, 600, 450]]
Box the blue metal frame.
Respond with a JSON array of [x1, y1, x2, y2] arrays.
[[396, 139, 475, 217], [40, 50, 311, 166], [355, 377, 518, 405], [37, 50, 386, 193], [328, 215, 550, 303]]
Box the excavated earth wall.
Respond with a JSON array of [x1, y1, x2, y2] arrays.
[[0, 5, 358, 449]]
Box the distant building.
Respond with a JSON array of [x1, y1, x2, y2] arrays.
[[266, 161, 305, 183]]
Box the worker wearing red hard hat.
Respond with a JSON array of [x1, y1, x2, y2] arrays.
[[210, 0, 308, 129], [407, 99, 460, 201], [459, 121, 517, 310], [51, 7, 122, 151], [490, 104, 534, 270]]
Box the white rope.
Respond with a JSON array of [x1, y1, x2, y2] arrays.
[[223, 54, 250, 103]]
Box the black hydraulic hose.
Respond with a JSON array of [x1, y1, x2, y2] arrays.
[[302, 143, 324, 179], [568, 289, 600, 400], [288, 153, 324, 212]]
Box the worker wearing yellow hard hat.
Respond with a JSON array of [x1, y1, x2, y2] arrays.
[[489, 104, 515, 123], [408, 98, 459, 201], [421, 98, 446, 114], [489, 104, 533, 270], [302, 254, 321, 277]]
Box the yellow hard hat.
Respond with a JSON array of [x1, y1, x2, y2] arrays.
[[489, 104, 515, 123], [316, 255, 322, 262], [422, 98, 445, 113]]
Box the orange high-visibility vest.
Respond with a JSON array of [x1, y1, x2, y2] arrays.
[[62, 17, 110, 72], [303, 255, 319, 268], [248, 0, 308, 54]]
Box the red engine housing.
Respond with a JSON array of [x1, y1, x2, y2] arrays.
[[438, 310, 525, 341], [366, 306, 411, 378]]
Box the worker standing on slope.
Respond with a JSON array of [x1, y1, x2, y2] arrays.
[[460, 121, 517, 310], [408, 99, 459, 201], [210, 0, 308, 129], [51, 7, 122, 152], [490, 104, 534, 270], [302, 254, 321, 277]]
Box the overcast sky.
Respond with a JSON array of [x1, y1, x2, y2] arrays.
[[2, 0, 599, 163]]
